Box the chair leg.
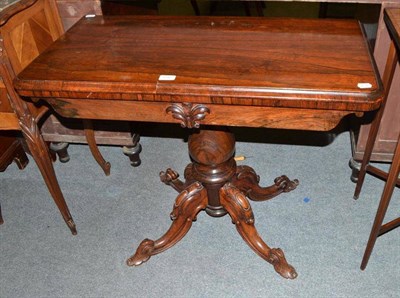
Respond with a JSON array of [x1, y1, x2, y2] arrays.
[[0, 203, 4, 225], [243, 2, 264, 17], [0, 60, 76, 235], [190, 0, 200, 15], [83, 120, 111, 176], [360, 133, 400, 270], [255, 2, 264, 16], [122, 133, 142, 167], [49, 142, 70, 163], [243, 2, 251, 16], [353, 42, 398, 200]]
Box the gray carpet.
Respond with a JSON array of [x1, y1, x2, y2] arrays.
[[1, 127, 399, 297]]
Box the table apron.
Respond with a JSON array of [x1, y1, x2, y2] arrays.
[[45, 98, 357, 131]]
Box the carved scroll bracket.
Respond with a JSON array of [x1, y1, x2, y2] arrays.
[[166, 103, 210, 128]]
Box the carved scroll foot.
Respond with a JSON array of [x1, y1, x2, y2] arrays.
[[20, 114, 77, 235], [160, 164, 196, 193], [220, 184, 297, 279], [83, 120, 111, 176], [126, 238, 154, 266], [231, 165, 299, 201], [127, 182, 207, 266]]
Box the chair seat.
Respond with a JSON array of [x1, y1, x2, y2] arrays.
[[0, 112, 19, 130]]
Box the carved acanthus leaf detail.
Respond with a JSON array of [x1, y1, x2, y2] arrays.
[[166, 103, 210, 128]]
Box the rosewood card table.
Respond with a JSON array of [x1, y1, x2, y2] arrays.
[[12, 15, 382, 279]]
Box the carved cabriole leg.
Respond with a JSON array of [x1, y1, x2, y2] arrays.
[[127, 182, 208, 266], [0, 55, 76, 234], [231, 165, 299, 202], [128, 115, 298, 278], [20, 114, 77, 234], [83, 119, 111, 176], [220, 184, 297, 279], [122, 133, 142, 167]]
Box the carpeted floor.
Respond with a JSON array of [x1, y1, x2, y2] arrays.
[[0, 127, 399, 297]]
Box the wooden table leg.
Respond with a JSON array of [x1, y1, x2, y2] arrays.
[[0, 62, 76, 235], [20, 114, 77, 234], [128, 128, 299, 279]]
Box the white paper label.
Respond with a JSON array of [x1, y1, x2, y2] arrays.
[[85, 14, 96, 18], [357, 83, 372, 89], [158, 75, 176, 81]]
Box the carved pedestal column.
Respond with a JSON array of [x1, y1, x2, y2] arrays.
[[127, 102, 299, 279], [188, 128, 236, 217]]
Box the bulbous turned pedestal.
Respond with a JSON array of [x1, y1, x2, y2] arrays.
[[128, 128, 299, 279], [188, 128, 236, 217]]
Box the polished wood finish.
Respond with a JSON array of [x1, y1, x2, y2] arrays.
[[0, 0, 141, 233], [29, 0, 139, 165], [354, 8, 400, 271], [239, 0, 400, 178], [53, 0, 140, 166], [13, 15, 382, 278], [15, 17, 381, 111], [83, 119, 111, 176], [0, 0, 78, 233]]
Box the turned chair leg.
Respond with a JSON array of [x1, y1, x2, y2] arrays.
[[122, 133, 142, 167], [49, 142, 70, 163]]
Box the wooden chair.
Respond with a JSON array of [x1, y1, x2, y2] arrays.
[[3, 0, 141, 176], [0, 0, 138, 233], [191, 0, 264, 17], [353, 8, 400, 270], [0, 0, 80, 233]]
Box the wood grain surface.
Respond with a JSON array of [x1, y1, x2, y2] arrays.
[[15, 15, 382, 112]]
